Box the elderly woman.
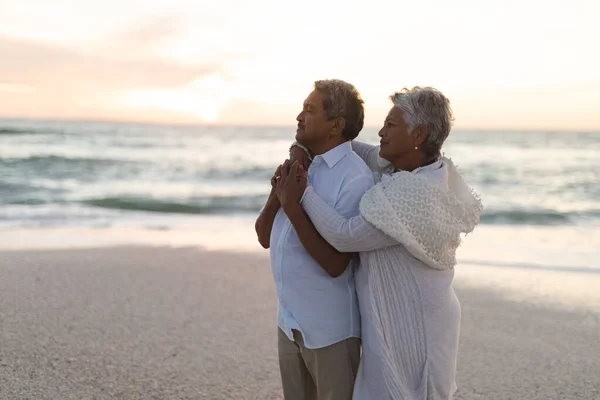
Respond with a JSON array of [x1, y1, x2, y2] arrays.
[[276, 87, 482, 399]]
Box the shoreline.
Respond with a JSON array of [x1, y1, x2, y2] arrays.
[[3, 224, 600, 314]]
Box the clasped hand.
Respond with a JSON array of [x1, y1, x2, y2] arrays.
[[273, 159, 308, 214]]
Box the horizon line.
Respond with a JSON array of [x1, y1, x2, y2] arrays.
[[0, 116, 598, 134]]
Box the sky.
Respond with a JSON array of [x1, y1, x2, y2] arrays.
[[0, 0, 599, 130]]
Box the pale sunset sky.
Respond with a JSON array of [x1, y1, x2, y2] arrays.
[[0, 0, 598, 130]]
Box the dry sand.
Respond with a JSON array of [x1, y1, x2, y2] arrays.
[[1, 247, 598, 399]]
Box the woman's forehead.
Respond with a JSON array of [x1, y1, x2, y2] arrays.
[[386, 106, 404, 121]]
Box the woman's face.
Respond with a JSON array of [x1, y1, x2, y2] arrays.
[[378, 106, 414, 163]]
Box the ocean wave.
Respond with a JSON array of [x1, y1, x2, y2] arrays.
[[5, 199, 48, 205], [200, 166, 274, 180], [480, 209, 600, 225], [0, 155, 122, 165], [78, 196, 600, 225], [0, 127, 61, 135], [81, 195, 266, 215], [1, 155, 275, 182], [3, 123, 599, 231], [0, 156, 132, 180], [0, 128, 32, 135], [0, 181, 38, 193], [0, 181, 67, 205], [4, 188, 600, 225]]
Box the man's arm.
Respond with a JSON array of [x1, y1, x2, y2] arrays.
[[255, 188, 280, 249], [284, 204, 353, 278]]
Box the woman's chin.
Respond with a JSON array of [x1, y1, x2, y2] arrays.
[[378, 148, 389, 160]]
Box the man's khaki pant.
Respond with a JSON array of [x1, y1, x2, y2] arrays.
[[278, 328, 360, 400]]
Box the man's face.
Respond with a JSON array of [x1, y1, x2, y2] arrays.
[[295, 89, 334, 148]]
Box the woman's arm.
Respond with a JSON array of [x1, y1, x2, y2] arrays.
[[276, 162, 352, 278], [302, 186, 398, 252], [284, 205, 354, 278], [351, 141, 391, 173]]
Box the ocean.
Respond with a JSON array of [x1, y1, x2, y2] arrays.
[[1, 119, 599, 229], [2, 119, 600, 310]]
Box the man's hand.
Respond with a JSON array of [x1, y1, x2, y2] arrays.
[[275, 160, 308, 215]]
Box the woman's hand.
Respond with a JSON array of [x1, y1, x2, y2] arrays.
[[289, 145, 311, 171], [275, 160, 308, 216], [271, 163, 284, 188]]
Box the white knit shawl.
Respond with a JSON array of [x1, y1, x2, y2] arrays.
[[360, 157, 482, 271]]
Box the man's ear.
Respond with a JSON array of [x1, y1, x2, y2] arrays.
[[331, 117, 346, 137]]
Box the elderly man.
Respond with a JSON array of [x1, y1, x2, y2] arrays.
[[255, 79, 374, 400]]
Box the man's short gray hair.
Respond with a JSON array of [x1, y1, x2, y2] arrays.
[[390, 87, 454, 159], [314, 79, 365, 141]]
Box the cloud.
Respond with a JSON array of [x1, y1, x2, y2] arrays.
[[96, 15, 183, 59], [0, 83, 36, 93], [0, 13, 252, 124], [119, 15, 180, 46], [0, 29, 238, 122], [0, 35, 223, 92]]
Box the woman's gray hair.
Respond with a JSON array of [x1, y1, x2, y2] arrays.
[[314, 79, 365, 141], [390, 87, 454, 159]]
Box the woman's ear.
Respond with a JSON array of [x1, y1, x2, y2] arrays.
[[414, 125, 428, 147]]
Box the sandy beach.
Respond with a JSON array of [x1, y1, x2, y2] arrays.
[[1, 246, 599, 400]]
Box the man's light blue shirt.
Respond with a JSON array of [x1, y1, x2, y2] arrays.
[[269, 141, 375, 349]]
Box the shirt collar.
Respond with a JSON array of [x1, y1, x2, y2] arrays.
[[312, 141, 352, 169]]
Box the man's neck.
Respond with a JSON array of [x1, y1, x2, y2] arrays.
[[310, 139, 346, 156]]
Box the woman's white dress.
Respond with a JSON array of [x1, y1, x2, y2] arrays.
[[301, 142, 481, 399]]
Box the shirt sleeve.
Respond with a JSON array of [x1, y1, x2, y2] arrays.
[[302, 185, 399, 252], [351, 141, 391, 174]]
